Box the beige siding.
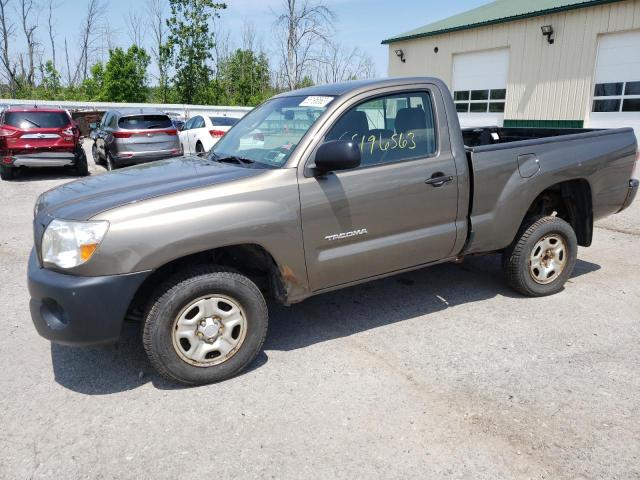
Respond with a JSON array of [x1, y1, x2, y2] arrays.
[[387, 0, 640, 121]]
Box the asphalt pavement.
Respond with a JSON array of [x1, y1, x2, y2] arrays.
[[0, 141, 638, 479]]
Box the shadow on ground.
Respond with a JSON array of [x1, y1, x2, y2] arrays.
[[51, 255, 600, 394]]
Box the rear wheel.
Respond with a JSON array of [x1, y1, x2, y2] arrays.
[[503, 216, 577, 297], [73, 148, 89, 176], [142, 267, 268, 385], [195, 141, 204, 155], [0, 164, 14, 180]]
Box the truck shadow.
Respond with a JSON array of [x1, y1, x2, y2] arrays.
[[50, 255, 600, 394]]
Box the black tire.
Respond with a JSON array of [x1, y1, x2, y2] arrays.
[[0, 164, 14, 180], [142, 266, 268, 385], [195, 141, 204, 155], [105, 151, 115, 171], [91, 143, 99, 163], [503, 215, 578, 297], [73, 148, 89, 176]]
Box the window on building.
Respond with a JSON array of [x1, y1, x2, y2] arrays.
[[453, 89, 507, 113], [592, 81, 640, 112]]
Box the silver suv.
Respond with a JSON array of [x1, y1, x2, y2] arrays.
[[90, 108, 182, 170]]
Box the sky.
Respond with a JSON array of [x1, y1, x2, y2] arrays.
[[20, 0, 491, 80]]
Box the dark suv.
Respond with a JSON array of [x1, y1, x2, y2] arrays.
[[0, 107, 87, 180], [90, 108, 181, 170]]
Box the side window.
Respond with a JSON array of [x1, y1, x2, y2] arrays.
[[100, 113, 110, 128], [184, 117, 196, 130], [193, 116, 205, 129], [324, 91, 436, 167], [108, 114, 118, 129]]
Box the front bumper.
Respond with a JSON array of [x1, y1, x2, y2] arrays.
[[12, 151, 76, 167], [27, 250, 150, 346], [619, 178, 639, 213]]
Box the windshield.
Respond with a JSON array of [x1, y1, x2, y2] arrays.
[[119, 115, 173, 130], [5, 111, 70, 129], [210, 116, 238, 127], [210, 95, 335, 168]]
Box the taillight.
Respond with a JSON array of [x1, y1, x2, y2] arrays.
[[0, 127, 18, 137], [165, 129, 178, 136], [253, 132, 264, 142], [61, 127, 74, 138], [210, 129, 226, 138], [113, 131, 132, 139]]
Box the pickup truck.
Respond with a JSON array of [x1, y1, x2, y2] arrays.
[[28, 77, 639, 385]]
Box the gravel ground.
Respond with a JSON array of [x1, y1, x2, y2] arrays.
[[1, 141, 639, 479]]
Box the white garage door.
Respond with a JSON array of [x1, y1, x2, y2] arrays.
[[452, 48, 509, 128], [587, 30, 640, 142]]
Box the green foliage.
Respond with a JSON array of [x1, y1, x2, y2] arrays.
[[214, 49, 271, 106], [165, 0, 227, 104], [297, 76, 315, 89], [100, 45, 150, 102], [81, 63, 105, 101]]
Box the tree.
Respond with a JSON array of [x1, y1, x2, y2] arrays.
[[315, 41, 376, 84], [40, 60, 61, 95], [81, 62, 104, 100], [272, 0, 335, 90], [100, 45, 150, 102], [0, 0, 21, 95], [217, 48, 271, 106], [165, 0, 226, 104], [146, 0, 170, 102], [19, 0, 38, 88]]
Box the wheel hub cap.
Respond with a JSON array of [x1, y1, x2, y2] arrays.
[[529, 234, 568, 285], [172, 295, 247, 367]]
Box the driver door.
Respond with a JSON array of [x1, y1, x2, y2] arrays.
[[298, 88, 460, 291]]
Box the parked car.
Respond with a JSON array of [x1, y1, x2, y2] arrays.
[[179, 115, 239, 155], [29, 77, 638, 385], [0, 107, 87, 180], [171, 119, 185, 132], [90, 108, 181, 170]]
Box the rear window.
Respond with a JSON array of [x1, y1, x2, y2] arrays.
[[4, 111, 70, 129], [118, 115, 173, 130], [210, 116, 238, 127]]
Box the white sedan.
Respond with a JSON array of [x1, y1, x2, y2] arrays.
[[179, 115, 239, 155]]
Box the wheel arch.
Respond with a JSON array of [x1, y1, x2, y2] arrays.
[[522, 178, 593, 247], [126, 243, 289, 321]]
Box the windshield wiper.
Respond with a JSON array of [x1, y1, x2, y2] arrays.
[[23, 118, 41, 127], [213, 154, 255, 167]]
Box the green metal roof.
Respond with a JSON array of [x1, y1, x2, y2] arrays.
[[381, 0, 625, 44]]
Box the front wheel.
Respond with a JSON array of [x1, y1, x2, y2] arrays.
[[502, 216, 578, 297], [142, 267, 268, 385], [105, 151, 115, 171]]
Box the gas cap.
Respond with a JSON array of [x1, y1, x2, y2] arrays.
[[517, 153, 540, 178]]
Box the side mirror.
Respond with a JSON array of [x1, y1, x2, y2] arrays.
[[89, 122, 97, 130], [177, 123, 185, 131], [314, 140, 361, 175]]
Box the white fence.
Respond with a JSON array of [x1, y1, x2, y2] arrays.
[[0, 98, 253, 120]]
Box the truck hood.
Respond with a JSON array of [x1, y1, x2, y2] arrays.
[[35, 156, 264, 221]]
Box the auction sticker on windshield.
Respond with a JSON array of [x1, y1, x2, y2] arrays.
[[299, 96, 334, 108]]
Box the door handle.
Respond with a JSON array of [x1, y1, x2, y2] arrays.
[[425, 172, 454, 187]]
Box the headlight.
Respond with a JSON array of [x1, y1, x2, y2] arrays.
[[41, 219, 109, 269]]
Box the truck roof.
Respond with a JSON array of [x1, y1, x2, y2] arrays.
[[274, 77, 445, 99]]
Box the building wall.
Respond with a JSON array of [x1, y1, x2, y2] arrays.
[[386, 0, 640, 124]]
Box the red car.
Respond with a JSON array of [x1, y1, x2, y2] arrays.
[[0, 107, 88, 180]]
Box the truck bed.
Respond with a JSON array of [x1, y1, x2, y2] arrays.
[[460, 126, 638, 255], [462, 126, 601, 148]]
